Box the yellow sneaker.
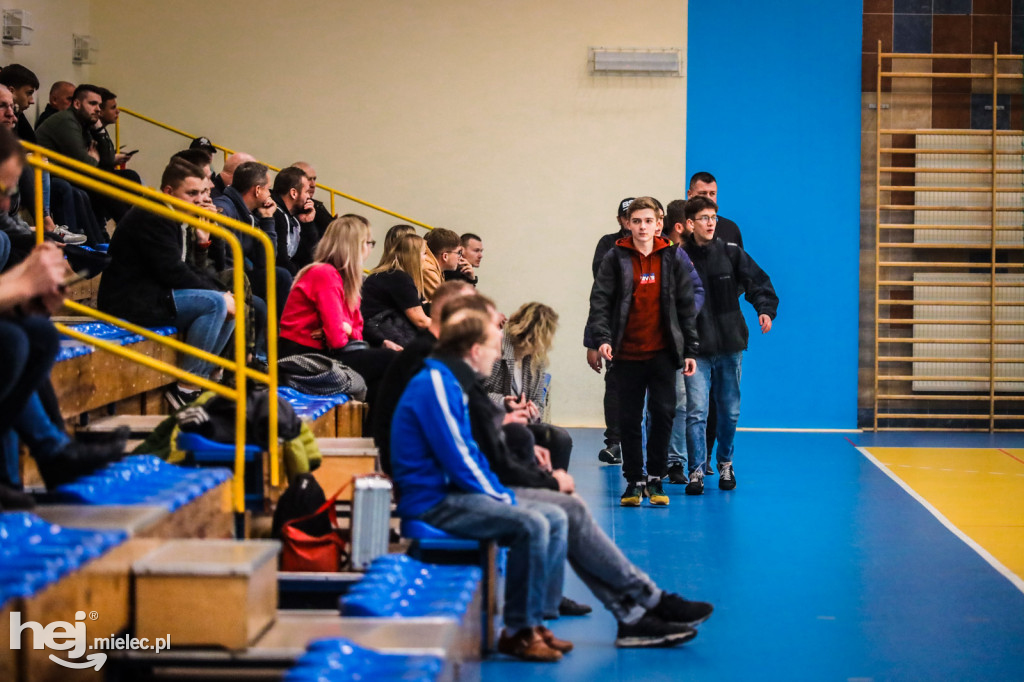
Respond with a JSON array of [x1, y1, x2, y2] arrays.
[[620, 482, 643, 506], [647, 478, 669, 506]]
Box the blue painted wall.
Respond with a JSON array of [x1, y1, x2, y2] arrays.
[[687, 1, 863, 428]]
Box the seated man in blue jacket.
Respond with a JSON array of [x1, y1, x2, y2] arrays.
[[391, 308, 572, 663]]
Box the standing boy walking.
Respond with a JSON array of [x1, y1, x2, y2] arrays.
[[681, 196, 778, 495], [585, 197, 699, 507]]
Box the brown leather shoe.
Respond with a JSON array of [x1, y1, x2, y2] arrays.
[[497, 627, 563, 662], [537, 625, 574, 653]]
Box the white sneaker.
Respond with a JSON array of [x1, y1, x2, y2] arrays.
[[50, 225, 87, 245]]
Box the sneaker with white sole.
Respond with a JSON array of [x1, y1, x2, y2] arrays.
[[615, 612, 697, 648], [718, 462, 736, 490], [49, 225, 87, 245]]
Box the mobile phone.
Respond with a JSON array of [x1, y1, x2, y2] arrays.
[[123, 149, 139, 156]]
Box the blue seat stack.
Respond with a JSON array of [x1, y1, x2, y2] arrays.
[[54, 455, 230, 511], [284, 636, 443, 682], [56, 322, 177, 362], [0, 512, 128, 605], [339, 554, 482, 620], [278, 387, 350, 422]]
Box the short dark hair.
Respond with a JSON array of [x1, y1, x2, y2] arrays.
[[665, 199, 687, 231], [425, 228, 460, 256], [684, 195, 718, 221], [688, 171, 717, 190], [460, 232, 482, 246], [161, 159, 206, 191], [231, 161, 269, 194], [435, 308, 493, 357], [626, 196, 660, 220], [96, 87, 117, 104], [273, 166, 307, 196], [0, 64, 39, 90], [431, 281, 476, 321], [72, 84, 103, 102], [172, 148, 213, 168]]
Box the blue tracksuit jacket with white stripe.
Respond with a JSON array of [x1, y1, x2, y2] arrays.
[[391, 356, 516, 518]]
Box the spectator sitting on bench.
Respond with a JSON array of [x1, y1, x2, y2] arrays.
[[290, 161, 335, 238], [390, 306, 572, 663], [270, 166, 318, 275], [278, 215, 397, 405], [213, 161, 291, 321], [361, 233, 430, 349], [210, 151, 255, 199], [422, 227, 460, 302], [485, 302, 573, 472], [98, 159, 236, 409], [374, 224, 416, 269], [35, 80, 73, 129]]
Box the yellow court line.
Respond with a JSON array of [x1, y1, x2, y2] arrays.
[[865, 447, 1024, 585]]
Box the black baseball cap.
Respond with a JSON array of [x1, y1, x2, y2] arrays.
[[617, 197, 635, 218], [190, 136, 217, 154]]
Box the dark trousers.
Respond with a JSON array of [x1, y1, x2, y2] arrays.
[[504, 422, 574, 472], [0, 316, 59, 475], [602, 361, 620, 447], [251, 266, 293, 323], [610, 349, 676, 482]]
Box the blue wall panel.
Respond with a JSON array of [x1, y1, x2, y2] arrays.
[[687, 1, 863, 428]]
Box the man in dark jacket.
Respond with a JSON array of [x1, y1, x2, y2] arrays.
[[98, 159, 235, 408], [270, 166, 318, 275], [212, 161, 291, 320], [290, 162, 335, 238], [584, 197, 700, 507], [681, 195, 777, 495]]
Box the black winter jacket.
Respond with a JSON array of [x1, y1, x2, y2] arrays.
[[584, 237, 700, 368], [98, 206, 225, 326], [683, 238, 778, 356]]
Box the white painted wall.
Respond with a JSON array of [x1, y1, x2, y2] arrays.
[[0, 0, 92, 120], [86, 0, 687, 426]]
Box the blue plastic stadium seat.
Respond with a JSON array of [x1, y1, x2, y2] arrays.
[[400, 518, 482, 551], [175, 431, 262, 463], [55, 323, 177, 362]]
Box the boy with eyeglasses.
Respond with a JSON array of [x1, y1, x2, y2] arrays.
[[423, 227, 461, 301], [680, 196, 778, 495], [585, 196, 699, 507]]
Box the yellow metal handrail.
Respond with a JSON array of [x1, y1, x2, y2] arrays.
[[115, 106, 435, 230], [23, 144, 282, 510]]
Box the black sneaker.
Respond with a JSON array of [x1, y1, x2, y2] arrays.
[[667, 464, 687, 484], [651, 592, 714, 627], [558, 596, 593, 617], [165, 384, 201, 411], [684, 469, 704, 496], [37, 439, 127, 490], [598, 443, 622, 464], [719, 462, 736, 490], [615, 612, 697, 648]]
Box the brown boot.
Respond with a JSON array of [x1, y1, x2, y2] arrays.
[[537, 625, 574, 653], [497, 627, 563, 662]]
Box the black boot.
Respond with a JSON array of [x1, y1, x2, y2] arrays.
[[36, 432, 128, 490]]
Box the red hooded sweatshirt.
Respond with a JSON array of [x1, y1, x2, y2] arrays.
[[616, 235, 672, 361]]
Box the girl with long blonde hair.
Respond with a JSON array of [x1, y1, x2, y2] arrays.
[[279, 215, 398, 401]]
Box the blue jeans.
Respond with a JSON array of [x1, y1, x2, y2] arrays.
[[667, 370, 688, 468], [684, 352, 742, 475], [515, 487, 661, 624], [419, 492, 567, 631], [172, 289, 235, 379], [1, 392, 71, 485]]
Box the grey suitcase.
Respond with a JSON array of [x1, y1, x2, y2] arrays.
[[349, 474, 393, 569]]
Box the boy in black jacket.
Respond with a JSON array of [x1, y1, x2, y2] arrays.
[[585, 197, 699, 507], [681, 196, 778, 495]]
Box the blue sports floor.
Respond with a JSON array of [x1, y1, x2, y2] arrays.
[[470, 429, 1024, 682]]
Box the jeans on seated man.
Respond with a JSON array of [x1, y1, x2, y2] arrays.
[[390, 309, 572, 663], [97, 159, 236, 409]]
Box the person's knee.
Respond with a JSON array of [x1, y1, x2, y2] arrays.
[[22, 316, 60, 361]]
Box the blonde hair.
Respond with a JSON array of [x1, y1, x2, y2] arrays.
[[505, 302, 559, 364], [370, 233, 425, 296], [300, 215, 369, 309]]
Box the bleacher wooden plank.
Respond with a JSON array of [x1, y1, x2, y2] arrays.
[[51, 339, 177, 419], [311, 440, 378, 502], [335, 400, 366, 437]]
